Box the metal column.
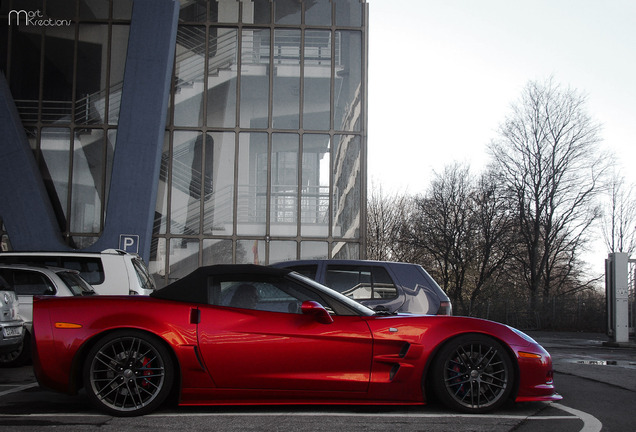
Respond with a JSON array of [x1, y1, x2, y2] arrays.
[[605, 253, 630, 343]]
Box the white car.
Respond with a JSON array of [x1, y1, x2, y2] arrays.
[[0, 264, 95, 366], [0, 249, 155, 296]]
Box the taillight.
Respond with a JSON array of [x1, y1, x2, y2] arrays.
[[438, 301, 452, 316]]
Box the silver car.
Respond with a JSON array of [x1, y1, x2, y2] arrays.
[[0, 264, 95, 366], [0, 275, 24, 360], [272, 259, 452, 315]]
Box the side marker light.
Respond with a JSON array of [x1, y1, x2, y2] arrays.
[[518, 351, 542, 359], [55, 322, 83, 329]]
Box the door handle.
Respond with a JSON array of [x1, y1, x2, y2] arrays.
[[190, 308, 200, 324]]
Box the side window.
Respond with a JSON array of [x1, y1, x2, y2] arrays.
[[0, 271, 15, 291], [60, 258, 104, 285], [57, 272, 95, 296], [11, 270, 56, 296], [211, 275, 332, 314], [0, 256, 55, 267], [287, 265, 318, 279], [324, 265, 398, 300]]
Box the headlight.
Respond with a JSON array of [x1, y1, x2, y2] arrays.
[[506, 325, 538, 344]]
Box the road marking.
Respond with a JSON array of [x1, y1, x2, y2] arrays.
[[0, 384, 603, 432], [0, 383, 38, 398], [552, 403, 602, 432], [0, 411, 579, 421], [149, 412, 579, 420]]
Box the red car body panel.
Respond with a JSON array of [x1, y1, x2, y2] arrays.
[[32, 293, 560, 408]]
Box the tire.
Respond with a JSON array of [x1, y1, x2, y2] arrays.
[[0, 331, 31, 368], [83, 330, 174, 416], [431, 334, 514, 413]]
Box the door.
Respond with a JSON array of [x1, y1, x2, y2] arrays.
[[196, 273, 373, 392]]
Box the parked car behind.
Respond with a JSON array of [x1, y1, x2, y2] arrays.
[[0, 264, 95, 367], [271, 259, 452, 315], [0, 275, 24, 362], [0, 249, 154, 296]]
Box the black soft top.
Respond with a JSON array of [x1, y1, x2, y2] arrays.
[[150, 264, 292, 303]]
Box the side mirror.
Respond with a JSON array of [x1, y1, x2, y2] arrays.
[[301, 300, 333, 324]]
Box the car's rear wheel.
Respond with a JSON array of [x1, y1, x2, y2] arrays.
[[431, 334, 514, 413], [83, 330, 174, 416]]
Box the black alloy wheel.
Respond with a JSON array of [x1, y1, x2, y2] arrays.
[[83, 330, 174, 416], [431, 334, 514, 413]]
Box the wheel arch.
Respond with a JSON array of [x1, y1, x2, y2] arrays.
[[69, 327, 182, 403], [421, 331, 521, 403]]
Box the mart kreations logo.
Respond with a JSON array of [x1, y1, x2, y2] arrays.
[[8, 9, 71, 27]]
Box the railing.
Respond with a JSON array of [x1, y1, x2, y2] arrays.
[[14, 100, 73, 124], [176, 27, 238, 83], [14, 21, 340, 126], [236, 184, 329, 225], [154, 183, 329, 237], [15, 25, 239, 125], [243, 30, 337, 66]]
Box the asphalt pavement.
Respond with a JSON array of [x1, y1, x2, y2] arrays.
[[0, 331, 634, 432], [527, 331, 636, 392]]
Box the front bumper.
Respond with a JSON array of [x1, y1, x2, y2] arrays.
[[0, 321, 24, 353], [514, 342, 562, 402]]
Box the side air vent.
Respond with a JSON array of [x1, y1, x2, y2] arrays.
[[389, 364, 400, 380], [399, 343, 410, 358]]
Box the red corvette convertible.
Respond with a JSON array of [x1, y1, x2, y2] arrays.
[[32, 265, 561, 416]]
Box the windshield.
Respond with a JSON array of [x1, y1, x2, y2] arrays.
[[57, 271, 95, 296], [288, 272, 375, 316]]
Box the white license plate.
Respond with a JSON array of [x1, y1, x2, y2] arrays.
[[2, 326, 23, 338]]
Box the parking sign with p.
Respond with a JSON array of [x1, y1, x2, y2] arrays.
[[119, 234, 140, 254]]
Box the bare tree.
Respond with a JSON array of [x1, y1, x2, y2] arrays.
[[366, 183, 414, 262], [489, 78, 608, 310], [467, 169, 516, 314], [602, 173, 636, 255], [389, 165, 518, 316], [406, 163, 474, 313]]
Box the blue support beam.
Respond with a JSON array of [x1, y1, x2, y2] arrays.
[[87, 0, 179, 262], [0, 73, 68, 251], [0, 0, 178, 263]]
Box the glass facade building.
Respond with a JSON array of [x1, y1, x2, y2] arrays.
[[0, 0, 368, 286]]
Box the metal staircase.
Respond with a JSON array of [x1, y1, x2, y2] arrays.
[[15, 22, 238, 126]]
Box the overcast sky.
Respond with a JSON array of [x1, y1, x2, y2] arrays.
[[366, 0, 636, 273], [368, 0, 636, 192]]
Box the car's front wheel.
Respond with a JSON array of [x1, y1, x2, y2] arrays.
[[83, 330, 174, 416], [431, 334, 514, 413]]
